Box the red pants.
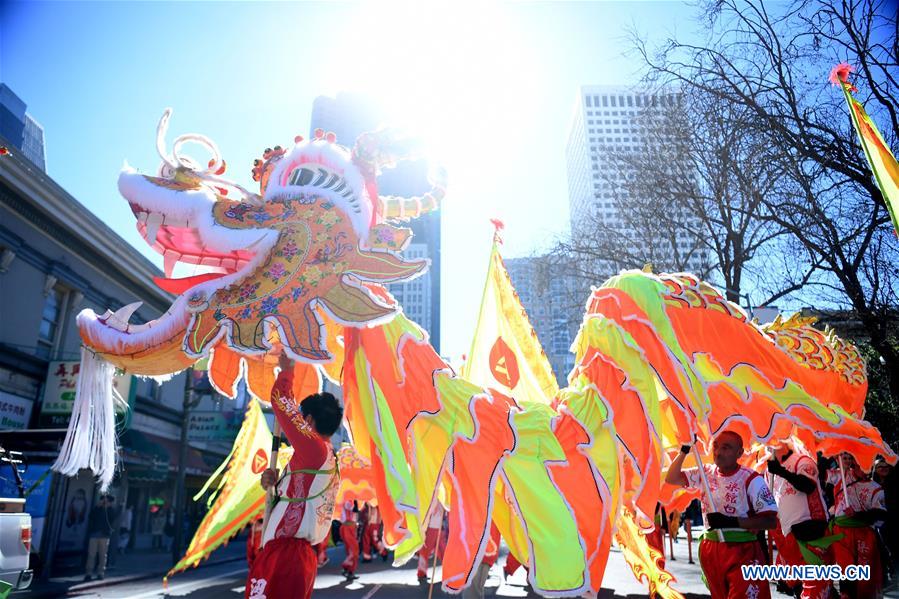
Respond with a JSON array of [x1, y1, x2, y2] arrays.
[[503, 552, 528, 578], [340, 522, 359, 573], [417, 526, 446, 577], [647, 527, 666, 569], [772, 528, 832, 599], [313, 541, 329, 566], [245, 537, 316, 599], [831, 524, 882, 599], [362, 523, 386, 559], [699, 538, 771, 599]]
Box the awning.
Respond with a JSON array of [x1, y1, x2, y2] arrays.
[[147, 434, 213, 477], [120, 429, 169, 483]]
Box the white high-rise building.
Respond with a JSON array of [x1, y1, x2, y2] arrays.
[[504, 257, 578, 387], [566, 85, 705, 275]]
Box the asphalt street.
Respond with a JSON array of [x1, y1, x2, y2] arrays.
[[45, 542, 716, 598]]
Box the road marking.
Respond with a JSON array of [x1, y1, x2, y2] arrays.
[[122, 567, 248, 598], [361, 584, 382, 599]]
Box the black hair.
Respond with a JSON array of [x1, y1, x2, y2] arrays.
[[300, 392, 343, 437]]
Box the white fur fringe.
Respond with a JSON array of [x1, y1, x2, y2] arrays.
[[51, 348, 123, 491]]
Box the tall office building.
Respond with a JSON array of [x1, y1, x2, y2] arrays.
[[566, 85, 705, 275], [0, 84, 46, 172], [504, 257, 578, 387], [309, 93, 441, 351]]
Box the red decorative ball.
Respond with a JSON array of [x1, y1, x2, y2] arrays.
[[314, 128, 324, 139], [295, 135, 304, 144], [325, 132, 337, 143]]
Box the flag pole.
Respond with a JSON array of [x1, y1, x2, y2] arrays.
[[691, 445, 724, 542]]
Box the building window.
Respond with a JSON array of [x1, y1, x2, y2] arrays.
[[586, 95, 592, 107], [627, 96, 634, 107], [602, 96, 608, 107], [37, 286, 65, 359], [610, 96, 616, 107]]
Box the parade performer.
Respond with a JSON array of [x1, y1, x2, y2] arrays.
[[245, 517, 264, 572], [766, 440, 833, 599], [828, 453, 887, 599], [503, 552, 527, 582], [361, 504, 387, 562], [339, 500, 361, 581], [314, 540, 329, 567], [666, 432, 778, 599], [247, 353, 342, 599], [463, 524, 501, 599], [647, 504, 667, 569], [417, 503, 447, 584]]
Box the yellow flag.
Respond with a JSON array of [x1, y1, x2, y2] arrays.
[[168, 400, 291, 578], [462, 231, 559, 404], [832, 63, 899, 234]]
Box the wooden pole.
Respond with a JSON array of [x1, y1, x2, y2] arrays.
[[686, 518, 694, 564], [427, 517, 444, 599], [261, 421, 282, 535], [692, 445, 725, 542]]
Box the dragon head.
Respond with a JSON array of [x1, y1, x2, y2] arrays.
[[77, 110, 445, 388]]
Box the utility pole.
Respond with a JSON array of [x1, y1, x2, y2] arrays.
[[171, 369, 205, 566]]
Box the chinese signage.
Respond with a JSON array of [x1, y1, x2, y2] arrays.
[[187, 411, 243, 442], [40, 361, 134, 427], [0, 391, 34, 430]]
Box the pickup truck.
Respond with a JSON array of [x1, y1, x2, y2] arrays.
[[0, 448, 32, 592]]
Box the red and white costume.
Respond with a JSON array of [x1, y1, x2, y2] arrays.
[[362, 505, 387, 560], [685, 464, 777, 599], [340, 500, 360, 574], [246, 518, 265, 572], [827, 467, 885, 599], [245, 369, 338, 599], [767, 453, 831, 599], [417, 504, 447, 579]]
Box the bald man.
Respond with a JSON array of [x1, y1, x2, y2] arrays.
[[666, 431, 778, 599]]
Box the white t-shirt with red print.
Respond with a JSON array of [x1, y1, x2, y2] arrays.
[[685, 464, 778, 530], [767, 453, 828, 536], [826, 468, 886, 516]]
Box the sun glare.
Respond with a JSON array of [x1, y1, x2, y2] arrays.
[[324, 2, 542, 177]]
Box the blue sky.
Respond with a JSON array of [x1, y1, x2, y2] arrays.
[[2, 1, 700, 359]]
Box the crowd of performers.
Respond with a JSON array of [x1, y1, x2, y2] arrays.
[[242, 356, 896, 599], [663, 431, 896, 599]]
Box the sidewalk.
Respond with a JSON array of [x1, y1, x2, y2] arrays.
[[16, 537, 248, 598]]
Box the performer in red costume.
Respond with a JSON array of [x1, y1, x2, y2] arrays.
[[666, 432, 778, 599], [339, 500, 361, 580], [766, 441, 834, 599], [245, 354, 342, 599], [417, 503, 447, 583], [361, 504, 388, 562], [828, 453, 887, 599], [246, 517, 265, 572]]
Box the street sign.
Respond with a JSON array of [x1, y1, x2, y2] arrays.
[[187, 410, 243, 442], [39, 361, 135, 427]]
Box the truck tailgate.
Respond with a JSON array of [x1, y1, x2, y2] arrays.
[[0, 509, 30, 578]]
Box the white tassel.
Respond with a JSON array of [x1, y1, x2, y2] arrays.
[[51, 348, 124, 491]]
